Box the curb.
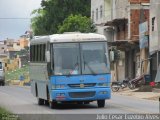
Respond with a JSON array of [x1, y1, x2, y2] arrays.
[[152, 88, 160, 93]]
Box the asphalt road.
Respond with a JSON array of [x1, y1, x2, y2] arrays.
[[0, 86, 159, 120]]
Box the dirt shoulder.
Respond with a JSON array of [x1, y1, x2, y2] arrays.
[[112, 88, 160, 101]]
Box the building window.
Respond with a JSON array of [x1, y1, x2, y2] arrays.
[[92, 11, 94, 22], [152, 17, 155, 31], [96, 8, 98, 20], [100, 5, 103, 18]]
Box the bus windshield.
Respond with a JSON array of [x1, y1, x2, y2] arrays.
[[54, 43, 80, 75], [81, 42, 108, 75], [53, 42, 109, 75]]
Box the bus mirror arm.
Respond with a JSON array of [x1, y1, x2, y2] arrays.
[[46, 51, 51, 63]]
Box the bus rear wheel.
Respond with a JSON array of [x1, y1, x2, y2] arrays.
[[45, 100, 49, 105], [2, 81, 5, 86], [38, 98, 44, 105], [0, 81, 4, 86], [97, 100, 105, 108]]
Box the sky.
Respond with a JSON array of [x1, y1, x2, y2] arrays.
[[0, 0, 42, 41]]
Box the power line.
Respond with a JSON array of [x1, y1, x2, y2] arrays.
[[0, 7, 128, 20], [0, 18, 31, 20], [0, 6, 130, 20]]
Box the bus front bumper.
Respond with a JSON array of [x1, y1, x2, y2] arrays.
[[50, 88, 111, 102]]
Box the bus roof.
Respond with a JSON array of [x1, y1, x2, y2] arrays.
[[30, 33, 107, 45]]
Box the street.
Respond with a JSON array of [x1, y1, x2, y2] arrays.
[[0, 0, 160, 120], [0, 86, 159, 114], [0, 86, 159, 120]]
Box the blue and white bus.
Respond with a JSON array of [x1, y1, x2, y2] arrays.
[[29, 32, 111, 108]]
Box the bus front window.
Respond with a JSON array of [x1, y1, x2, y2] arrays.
[[81, 42, 109, 75], [53, 43, 80, 75]]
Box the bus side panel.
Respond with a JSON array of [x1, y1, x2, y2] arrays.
[[49, 74, 111, 101], [37, 81, 48, 99], [31, 80, 37, 97], [29, 62, 49, 100], [31, 80, 48, 100]]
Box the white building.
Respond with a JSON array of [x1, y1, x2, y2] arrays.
[[91, 0, 128, 41], [91, 0, 129, 81], [91, 0, 150, 81], [150, 0, 160, 81]]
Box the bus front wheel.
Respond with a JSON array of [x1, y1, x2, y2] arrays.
[[97, 100, 105, 108], [49, 101, 57, 109]]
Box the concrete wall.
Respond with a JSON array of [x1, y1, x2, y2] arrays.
[[19, 38, 29, 48], [13, 42, 21, 51], [113, 0, 128, 19], [150, 0, 160, 81], [150, 0, 160, 53], [0, 44, 7, 54], [104, 0, 112, 21], [91, 0, 112, 34], [91, 0, 104, 24]]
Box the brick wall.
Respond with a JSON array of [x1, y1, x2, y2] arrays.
[[129, 0, 150, 4]]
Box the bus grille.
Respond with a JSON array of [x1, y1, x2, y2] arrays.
[[68, 83, 96, 88], [69, 91, 95, 98]]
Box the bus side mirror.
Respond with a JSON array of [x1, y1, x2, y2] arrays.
[[109, 51, 114, 62], [46, 51, 50, 63]]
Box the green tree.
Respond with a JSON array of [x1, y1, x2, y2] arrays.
[[58, 14, 96, 33], [31, 0, 91, 35]]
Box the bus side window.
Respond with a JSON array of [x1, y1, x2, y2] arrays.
[[51, 45, 54, 74], [46, 43, 52, 75], [38, 44, 41, 62], [0, 62, 2, 69], [30, 45, 34, 62], [40, 44, 43, 62], [30, 46, 32, 61], [42, 44, 46, 62], [38, 44, 46, 62], [36, 45, 39, 62], [33, 45, 36, 62]]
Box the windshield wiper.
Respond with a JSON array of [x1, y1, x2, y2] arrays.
[[83, 55, 97, 75], [84, 61, 97, 76], [66, 61, 79, 77]]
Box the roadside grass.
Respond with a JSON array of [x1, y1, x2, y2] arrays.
[[0, 107, 10, 114], [0, 107, 19, 120], [5, 65, 29, 82]]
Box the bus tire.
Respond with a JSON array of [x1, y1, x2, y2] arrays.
[[35, 83, 38, 97], [2, 81, 5, 86], [77, 101, 83, 104], [38, 98, 44, 105], [45, 100, 49, 105], [49, 101, 57, 109], [97, 100, 105, 108], [84, 101, 90, 104]]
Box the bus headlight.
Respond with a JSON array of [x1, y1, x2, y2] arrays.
[[52, 84, 65, 89], [99, 91, 107, 94], [56, 85, 65, 88], [98, 83, 110, 87]]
